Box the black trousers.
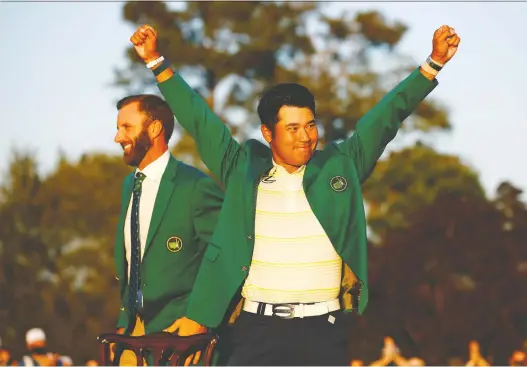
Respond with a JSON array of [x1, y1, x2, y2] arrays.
[[227, 310, 350, 366]]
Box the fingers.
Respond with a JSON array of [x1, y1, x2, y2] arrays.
[[144, 28, 156, 38], [447, 34, 461, 47], [137, 30, 147, 42], [435, 25, 457, 41], [109, 343, 116, 363], [183, 352, 201, 367], [142, 24, 157, 38], [130, 34, 141, 46], [138, 24, 156, 39], [163, 319, 180, 334], [193, 351, 201, 365], [434, 25, 446, 37], [130, 24, 156, 46], [439, 28, 455, 41]]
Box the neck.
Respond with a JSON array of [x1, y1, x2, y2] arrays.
[[272, 155, 303, 174], [30, 347, 47, 355], [280, 163, 302, 174], [138, 143, 168, 171]]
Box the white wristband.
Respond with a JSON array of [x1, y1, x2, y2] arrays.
[[146, 56, 164, 69], [420, 60, 439, 76]]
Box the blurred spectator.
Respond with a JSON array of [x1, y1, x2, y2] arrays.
[[370, 336, 400, 366], [465, 340, 490, 366], [0, 345, 17, 366], [369, 336, 427, 366], [406, 357, 426, 366], [57, 356, 72, 366], [448, 357, 465, 366], [19, 329, 58, 367], [85, 360, 99, 366], [510, 350, 527, 366], [1, 337, 11, 366]]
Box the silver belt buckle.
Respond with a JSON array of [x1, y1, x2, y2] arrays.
[[272, 304, 295, 319]]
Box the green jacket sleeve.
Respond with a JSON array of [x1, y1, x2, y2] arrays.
[[334, 68, 438, 183], [158, 74, 247, 188]]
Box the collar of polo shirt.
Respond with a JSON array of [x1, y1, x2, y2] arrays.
[[271, 159, 306, 177]]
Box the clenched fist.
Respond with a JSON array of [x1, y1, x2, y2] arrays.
[[130, 24, 161, 64], [431, 25, 460, 65]]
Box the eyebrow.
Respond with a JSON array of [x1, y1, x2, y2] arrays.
[[285, 119, 316, 127]]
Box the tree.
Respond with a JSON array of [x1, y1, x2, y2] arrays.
[[362, 143, 485, 242], [0, 151, 51, 355], [116, 2, 456, 241], [116, 1, 450, 148], [0, 150, 130, 363], [350, 186, 527, 365]]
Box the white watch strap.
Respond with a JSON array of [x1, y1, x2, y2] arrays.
[[146, 56, 164, 69], [421, 60, 439, 76]]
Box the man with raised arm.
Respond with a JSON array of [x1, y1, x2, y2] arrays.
[[129, 24, 460, 365]]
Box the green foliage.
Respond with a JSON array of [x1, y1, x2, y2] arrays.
[[352, 186, 527, 365], [0, 150, 129, 363], [116, 2, 450, 144], [363, 143, 485, 242]]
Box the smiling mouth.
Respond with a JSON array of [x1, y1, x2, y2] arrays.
[[122, 143, 132, 154]]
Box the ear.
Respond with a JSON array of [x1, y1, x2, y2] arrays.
[[148, 120, 164, 140], [261, 124, 273, 144]]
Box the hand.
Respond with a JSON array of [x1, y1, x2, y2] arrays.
[[130, 24, 161, 64], [430, 25, 461, 65], [381, 336, 400, 363], [109, 327, 125, 363], [164, 316, 208, 336], [164, 317, 208, 366]]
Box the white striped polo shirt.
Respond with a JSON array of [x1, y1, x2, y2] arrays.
[[241, 161, 342, 304]]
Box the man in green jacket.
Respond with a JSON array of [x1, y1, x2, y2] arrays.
[[129, 23, 460, 365], [112, 94, 224, 365]]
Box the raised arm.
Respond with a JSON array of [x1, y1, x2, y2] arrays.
[[335, 25, 460, 183], [130, 25, 246, 187]]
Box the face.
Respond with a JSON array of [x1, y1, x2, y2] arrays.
[[0, 349, 10, 364], [261, 106, 318, 171], [114, 102, 152, 167]]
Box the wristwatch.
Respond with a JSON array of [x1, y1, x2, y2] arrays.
[[426, 56, 443, 71]]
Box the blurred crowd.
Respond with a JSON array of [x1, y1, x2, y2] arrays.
[[350, 337, 527, 367], [1, 329, 526, 366], [0, 329, 98, 367]]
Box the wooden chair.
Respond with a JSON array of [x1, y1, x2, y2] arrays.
[[97, 331, 218, 366]]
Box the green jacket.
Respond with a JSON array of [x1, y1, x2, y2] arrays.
[[158, 68, 438, 328], [114, 155, 224, 333]]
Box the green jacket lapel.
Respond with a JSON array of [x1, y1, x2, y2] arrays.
[[303, 150, 326, 192], [143, 155, 179, 256], [244, 154, 273, 237], [115, 173, 134, 282]]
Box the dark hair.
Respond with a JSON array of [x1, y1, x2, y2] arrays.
[[116, 94, 174, 142], [257, 83, 316, 131]]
